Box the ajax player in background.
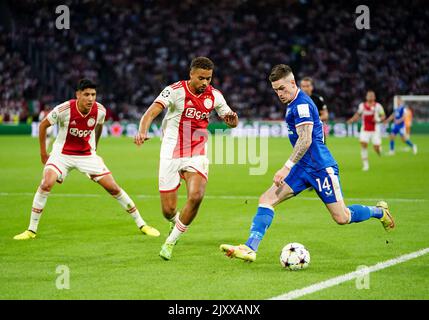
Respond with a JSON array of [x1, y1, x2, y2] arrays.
[[220, 65, 394, 262], [384, 97, 418, 155], [135, 57, 238, 260], [347, 90, 386, 171], [14, 79, 160, 240]]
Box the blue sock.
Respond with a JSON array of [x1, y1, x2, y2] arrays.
[[405, 140, 414, 147], [390, 140, 395, 151], [348, 205, 383, 223], [245, 205, 274, 251]]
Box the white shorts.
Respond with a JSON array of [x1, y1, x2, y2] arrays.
[[159, 156, 209, 193], [45, 153, 111, 183], [359, 130, 381, 145]]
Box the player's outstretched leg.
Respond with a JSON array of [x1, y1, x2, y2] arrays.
[[14, 169, 57, 240], [328, 200, 395, 232], [220, 205, 274, 262], [401, 135, 417, 155], [97, 174, 160, 237], [375, 201, 395, 231], [220, 204, 273, 262], [220, 184, 293, 262], [360, 142, 369, 171], [388, 134, 396, 155], [159, 172, 206, 260]]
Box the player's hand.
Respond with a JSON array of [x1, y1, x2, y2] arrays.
[[223, 112, 238, 128], [134, 132, 150, 146], [273, 166, 290, 188], [40, 153, 49, 165], [346, 119, 353, 125]]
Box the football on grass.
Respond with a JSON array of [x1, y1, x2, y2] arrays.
[[280, 243, 310, 270]]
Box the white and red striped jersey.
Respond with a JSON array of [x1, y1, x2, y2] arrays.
[[357, 102, 385, 132], [46, 99, 106, 156], [154, 80, 232, 159]]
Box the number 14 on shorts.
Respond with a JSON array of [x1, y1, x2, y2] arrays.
[[316, 177, 332, 194]]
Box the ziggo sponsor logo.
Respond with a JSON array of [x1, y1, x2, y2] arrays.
[[69, 128, 92, 137], [185, 108, 210, 120]]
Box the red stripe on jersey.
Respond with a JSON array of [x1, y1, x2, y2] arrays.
[[59, 103, 70, 113], [97, 103, 106, 114], [59, 107, 70, 114], [61, 100, 98, 156], [171, 81, 183, 90], [362, 102, 376, 132], [212, 87, 223, 95], [172, 81, 212, 158]]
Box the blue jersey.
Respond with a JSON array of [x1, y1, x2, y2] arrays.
[[285, 89, 337, 171], [394, 104, 406, 127]]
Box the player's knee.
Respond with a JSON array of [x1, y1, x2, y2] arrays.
[[333, 214, 349, 225], [161, 204, 176, 217], [188, 190, 204, 204], [39, 179, 55, 192], [259, 194, 275, 207]]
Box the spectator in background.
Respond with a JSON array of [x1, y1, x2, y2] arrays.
[[1, 0, 428, 123]]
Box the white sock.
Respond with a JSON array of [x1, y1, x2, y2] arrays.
[[166, 218, 188, 244], [167, 211, 179, 223], [28, 188, 49, 233], [361, 148, 369, 167], [114, 189, 146, 228]]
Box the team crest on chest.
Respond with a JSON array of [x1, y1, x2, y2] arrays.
[[203, 98, 213, 109], [87, 118, 96, 127]]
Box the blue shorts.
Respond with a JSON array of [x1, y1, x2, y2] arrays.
[[285, 164, 343, 204], [391, 124, 405, 136]]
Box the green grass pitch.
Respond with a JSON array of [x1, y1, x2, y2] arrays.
[[0, 135, 428, 299]]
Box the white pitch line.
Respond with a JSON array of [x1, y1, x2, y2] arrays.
[[0, 192, 427, 203], [270, 247, 429, 300]]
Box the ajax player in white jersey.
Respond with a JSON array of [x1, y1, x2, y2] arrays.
[[14, 79, 160, 240], [134, 57, 239, 260], [347, 90, 386, 171]]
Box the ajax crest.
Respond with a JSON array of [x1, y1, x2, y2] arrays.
[[87, 118, 96, 127], [204, 98, 213, 109]]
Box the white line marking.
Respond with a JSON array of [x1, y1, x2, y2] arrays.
[[270, 247, 429, 300], [0, 192, 426, 203]]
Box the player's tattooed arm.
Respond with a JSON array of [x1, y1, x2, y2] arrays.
[[290, 124, 313, 163]]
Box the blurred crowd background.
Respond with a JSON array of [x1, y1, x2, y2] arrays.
[[1, 0, 428, 123]]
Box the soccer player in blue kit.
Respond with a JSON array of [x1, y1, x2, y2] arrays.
[[385, 97, 418, 155], [220, 65, 395, 262]]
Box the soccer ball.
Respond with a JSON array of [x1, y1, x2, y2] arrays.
[[279, 243, 310, 270]]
